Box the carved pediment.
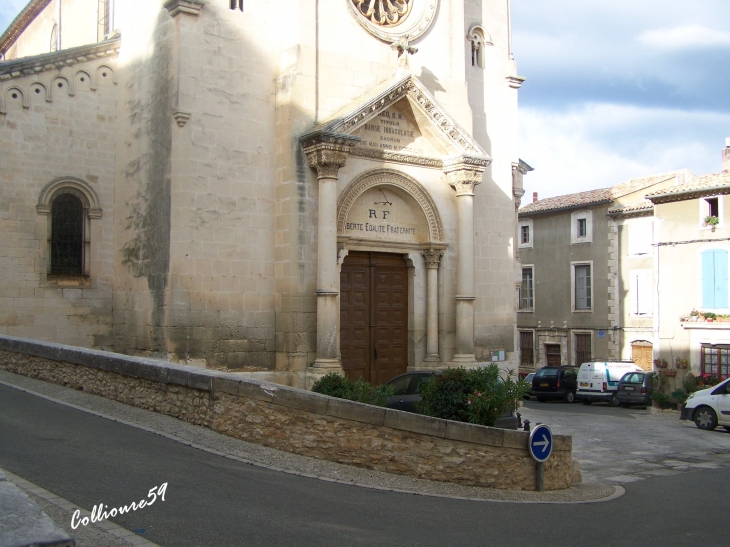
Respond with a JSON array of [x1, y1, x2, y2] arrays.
[[303, 74, 490, 168]]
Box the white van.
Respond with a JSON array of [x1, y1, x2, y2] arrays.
[[576, 361, 644, 406]]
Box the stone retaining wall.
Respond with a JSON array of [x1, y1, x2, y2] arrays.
[[0, 335, 573, 490]]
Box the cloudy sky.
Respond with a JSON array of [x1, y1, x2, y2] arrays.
[[2, 1, 728, 200], [511, 0, 730, 199]]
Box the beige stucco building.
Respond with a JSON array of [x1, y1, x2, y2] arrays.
[[0, 0, 528, 388]]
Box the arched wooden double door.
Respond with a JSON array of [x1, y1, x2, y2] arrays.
[[340, 251, 408, 385]]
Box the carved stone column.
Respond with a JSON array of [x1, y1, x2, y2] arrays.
[[422, 248, 443, 365], [443, 155, 488, 366], [301, 132, 360, 374]]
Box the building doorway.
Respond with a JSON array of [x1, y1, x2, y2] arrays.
[[631, 341, 653, 371], [340, 251, 408, 384], [545, 344, 561, 366]]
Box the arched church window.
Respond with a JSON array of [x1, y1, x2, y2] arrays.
[[230, 0, 243, 11], [466, 24, 492, 69], [50, 24, 59, 52], [51, 193, 85, 276]]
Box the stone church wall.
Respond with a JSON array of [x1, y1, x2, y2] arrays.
[[0, 45, 120, 349]]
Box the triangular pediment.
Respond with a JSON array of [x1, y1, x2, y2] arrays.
[[305, 73, 489, 164]]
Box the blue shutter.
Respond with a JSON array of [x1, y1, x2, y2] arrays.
[[702, 250, 715, 308], [714, 250, 728, 308]]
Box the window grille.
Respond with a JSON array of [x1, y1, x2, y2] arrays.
[[51, 194, 84, 276]]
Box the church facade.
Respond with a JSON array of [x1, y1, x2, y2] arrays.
[[0, 0, 527, 388]]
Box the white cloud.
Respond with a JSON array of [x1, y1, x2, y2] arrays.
[[519, 104, 730, 200], [638, 25, 730, 50]]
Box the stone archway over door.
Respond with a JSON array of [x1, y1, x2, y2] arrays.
[[340, 251, 408, 384], [631, 342, 653, 371]]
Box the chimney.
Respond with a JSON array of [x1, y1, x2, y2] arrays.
[[532, 192, 538, 203], [723, 138, 730, 174]]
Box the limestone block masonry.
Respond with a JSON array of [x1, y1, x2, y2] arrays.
[[0, 335, 573, 490]]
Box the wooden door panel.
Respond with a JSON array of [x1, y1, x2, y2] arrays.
[[340, 252, 408, 385]]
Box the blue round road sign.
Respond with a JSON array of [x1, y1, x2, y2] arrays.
[[528, 424, 553, 463]]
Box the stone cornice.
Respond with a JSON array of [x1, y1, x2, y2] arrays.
[[0, 39, 121, 82], [350, 146, 442, 168]]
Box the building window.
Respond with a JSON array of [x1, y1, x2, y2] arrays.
[[630, 270, 652, 316], [571, 211, 592, 244], [574, 332, 592, 365], [628, 221, 653, 257], [700, 195, 723, 230], [51, 194, 85, 275], [50, 24, 59, 52], [520, 267, 534, 310], [701, 345, 730, 380], [466, 24, 490, 69], [701, 249, 729, 309], [519, 331, 534, 366], [230, 0, 244, 11], [521, 225, 530, 244], [518, 219, 533, 248], [573, 263, 592, 310]]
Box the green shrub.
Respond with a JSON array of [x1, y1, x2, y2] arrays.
[[683, 373, 699, 393], [671, 389, 688, 403], [311, 373, 394, 406], [417, 365, 528, 427], [652, 392, 670, 406]]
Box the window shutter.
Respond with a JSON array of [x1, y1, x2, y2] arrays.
[[629, 222, 652, 256], [714, 250, 728, 308], [575, 266, 589, 309], [702, 250, 715, 308]]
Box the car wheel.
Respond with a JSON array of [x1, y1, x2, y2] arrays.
[[564, 391, 575, 404], [582, 399, 592, 405], [537, 397, 547, 403], [609, 393, 620, 407], [694, 406, 718, 431]]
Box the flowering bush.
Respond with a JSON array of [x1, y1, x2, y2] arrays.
[[700, 373, 720, 387]]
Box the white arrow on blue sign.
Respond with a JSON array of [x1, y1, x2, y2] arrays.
[[528, 424, 553, 463]]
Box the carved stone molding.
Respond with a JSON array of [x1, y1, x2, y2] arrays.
[[506, 75, 526, 89], [163, 0, 205, 17], [443, 155, 488, 196], [311, 74, 489, 160], [347, 0, 438, 43], [337, 169, 445, 243], [172, 110, 191, 127], [300, 131, 361, 179], [422, 248, 443, 269], [350, 146, 442, 168], [36, 176, 103, 218]]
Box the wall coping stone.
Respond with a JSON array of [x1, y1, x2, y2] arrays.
[[0, 335, 571, 452]]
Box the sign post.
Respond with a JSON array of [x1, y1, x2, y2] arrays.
[[528, 424, 553, 492]]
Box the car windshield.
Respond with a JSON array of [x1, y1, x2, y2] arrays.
[[535, 368, 558, 378]]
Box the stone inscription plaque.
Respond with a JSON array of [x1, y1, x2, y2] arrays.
[[353, 102, 437, 157], [344, 186, 428, 244]]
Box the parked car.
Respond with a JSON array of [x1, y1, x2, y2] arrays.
[[617, 371, 655, 407], [680, 378, 730, 431], [522, 373, 536, 400], [383, 371, 520, 429], [531, 366, 578, 403], [576, 361, 644, 406]]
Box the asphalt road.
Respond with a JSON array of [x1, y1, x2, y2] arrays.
[[2, 383, 729, 547]]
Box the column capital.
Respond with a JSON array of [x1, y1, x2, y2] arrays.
[[422, 248, 443, 269], [443, 154, 490, 196], [300, 131, 361, 179]]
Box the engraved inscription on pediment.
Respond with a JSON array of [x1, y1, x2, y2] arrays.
[[351, 101, 440, 158]]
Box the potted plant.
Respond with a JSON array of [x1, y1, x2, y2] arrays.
[[705, 312, 717, 323], [705, 215, 720, 231]]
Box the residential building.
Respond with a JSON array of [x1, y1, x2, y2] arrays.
[[516, 171, 689, 374]]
